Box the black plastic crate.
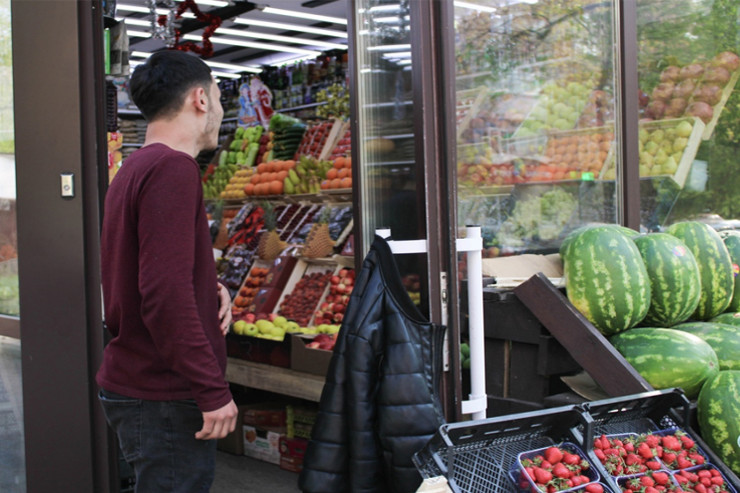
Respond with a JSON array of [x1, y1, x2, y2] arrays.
[[412, 404, 595, 493], [573, 388, 740, 493]]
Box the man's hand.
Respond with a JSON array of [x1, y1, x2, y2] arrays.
[[195, 399, 238, 440], [217, 282, 232, 336]]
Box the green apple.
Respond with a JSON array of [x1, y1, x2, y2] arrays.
[[233, 320, 248, 335], [244, 323, 259, 337], [255, 319, 274, 334], [654, 148, 668, 165], [662, 156, 678, 174], [272, 315, 288, 328], [649, 129, 665, 143], [639, 128, 650, 144], [644, 141, 659, 156]]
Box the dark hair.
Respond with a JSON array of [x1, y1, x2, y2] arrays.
[[129, 50, 213, 121]]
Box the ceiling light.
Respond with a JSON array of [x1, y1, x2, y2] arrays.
[[116, 3, 194, 17], [210, 70, 242, 79], [182, 34, 322, 56], [204, 60, 262, 74], [367, 4, 402, 13], [453, 1, 497, 13], [268, 54, 317, 67], [261, 6, 347, 25], [382, 51, 411, 59], [120, 18, 151, 27], [131, 50, 261, 74], [233, 18, 347, 38], [176, 0, 227, 6], [127, 30, 152, 38], [367, 44, 411, 52], [217, 27, 346, 50]]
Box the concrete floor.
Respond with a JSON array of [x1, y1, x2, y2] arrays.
[[213, 451, 301, 492], [0, 336, 300, 493]]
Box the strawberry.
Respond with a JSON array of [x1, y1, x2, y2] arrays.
[[552, 463, 571, 479], [533, 466, 552, 484], [645, 434, 660, 448], [641, 476, 656, 487], [545, 446, 564, 465], [594, 448, 606, 462], [638, 442, 655, 460], [646, 460, 662, 471], [679, 434, 695, 450], [562, 452, 580, 466], [652, 472, 670, 486], [585, 483, 604, 493]]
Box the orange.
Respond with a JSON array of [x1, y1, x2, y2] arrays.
[[340, 177, 352, 188], [257, 162, 268, 174], [244, 183, 255, 195], [250, 174, 261, 185], [269, 180, 283, 195], [338, 168, 349, 179], [276, 170, 288, 182], [333, 159, 344, 170], [330, 178, 342, 189], [321, 180, 330, 190], [283, 160, 295, 170], [326, 168, 338, 180]]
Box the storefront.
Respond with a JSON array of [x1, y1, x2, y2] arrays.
[[1, 1, 739, 492]]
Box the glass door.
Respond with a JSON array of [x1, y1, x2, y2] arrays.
[[0, 0, 23, 489], [351, 0, 431, 316]]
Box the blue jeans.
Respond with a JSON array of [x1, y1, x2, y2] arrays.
[[98, 389, 217, 493]]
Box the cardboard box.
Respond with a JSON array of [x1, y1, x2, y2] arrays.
[[242, 401, 287, 428], [243, 425, 285, 465], [263, 255, 298, 289], [290, 334, 333, 376], [279, 436, 308, 473]]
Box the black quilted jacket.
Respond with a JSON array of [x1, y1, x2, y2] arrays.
[[298, 235, 447, 493]]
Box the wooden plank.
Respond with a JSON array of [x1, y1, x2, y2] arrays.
[[226, 358, 325, 402], [514, 273, 653, 397]]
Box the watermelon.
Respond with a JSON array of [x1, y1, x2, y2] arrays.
[[673, 321, 740, 370], [609, 327, 719, 398], [697, 370, 740, 475], [665, 221, 734, 320], [634, 233, 701, 327], [562, 225, 650, 335], [560, 223, 639, 258], [711, 312, 740, 326], [719, 230, 740, 312]]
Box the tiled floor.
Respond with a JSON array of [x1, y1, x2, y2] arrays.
[[0, 336, 299, 493]]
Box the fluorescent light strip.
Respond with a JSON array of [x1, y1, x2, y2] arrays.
[[127, 30, 152, 38], [182, 34, 322, 56], [176, 0, 227, 6], [261, 6, 347, 25], [367, 44, 411, 52], [453, 1, 497, 13], [216, 28, 346, 50], [131, 50, 261, 74], [116, 3, 194, 17], [382, 51, 411, 58], [210, 70, 241, 79], [120, 18, 151, 27], [268, 54, 317, 67], [367, 4, 402, 13], [233, 18, 347, 38]]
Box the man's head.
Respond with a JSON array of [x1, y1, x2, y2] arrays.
[[130, 50, 223, 153], [130, 50, 215, 122]]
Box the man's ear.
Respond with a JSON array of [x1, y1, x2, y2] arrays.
[[191, 86, 208, 114]]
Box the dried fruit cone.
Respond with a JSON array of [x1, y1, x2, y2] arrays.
[[257, 230, 286, 261], [302, 223, 334, 258], [257, 201, 286, 261]]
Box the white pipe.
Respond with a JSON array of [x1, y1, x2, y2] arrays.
[[458, 226, 487, 419]]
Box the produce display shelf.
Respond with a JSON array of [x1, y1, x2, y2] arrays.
[[225, 357, 325, 402]]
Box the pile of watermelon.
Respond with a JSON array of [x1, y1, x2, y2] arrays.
[[560, 221, 740, 476]]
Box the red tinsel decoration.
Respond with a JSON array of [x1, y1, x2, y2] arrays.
[[158, 0, 221, 58]]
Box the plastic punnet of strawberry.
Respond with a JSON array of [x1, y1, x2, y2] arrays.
[[649, 428, 708, 471], [617, 469, 682, 493], [672, 464, 735, 493], [592, 433, 661, 477], [517, 443, 601, 493]]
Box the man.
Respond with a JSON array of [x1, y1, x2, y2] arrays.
[[97, 50, 238, 493]]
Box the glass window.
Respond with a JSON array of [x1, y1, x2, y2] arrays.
[[0, 0, 24, 490], [453, 0, 619, 256], [637, 0, 740, 232]]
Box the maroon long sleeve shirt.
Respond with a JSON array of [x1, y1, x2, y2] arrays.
[[97, 143, 232, 412]]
